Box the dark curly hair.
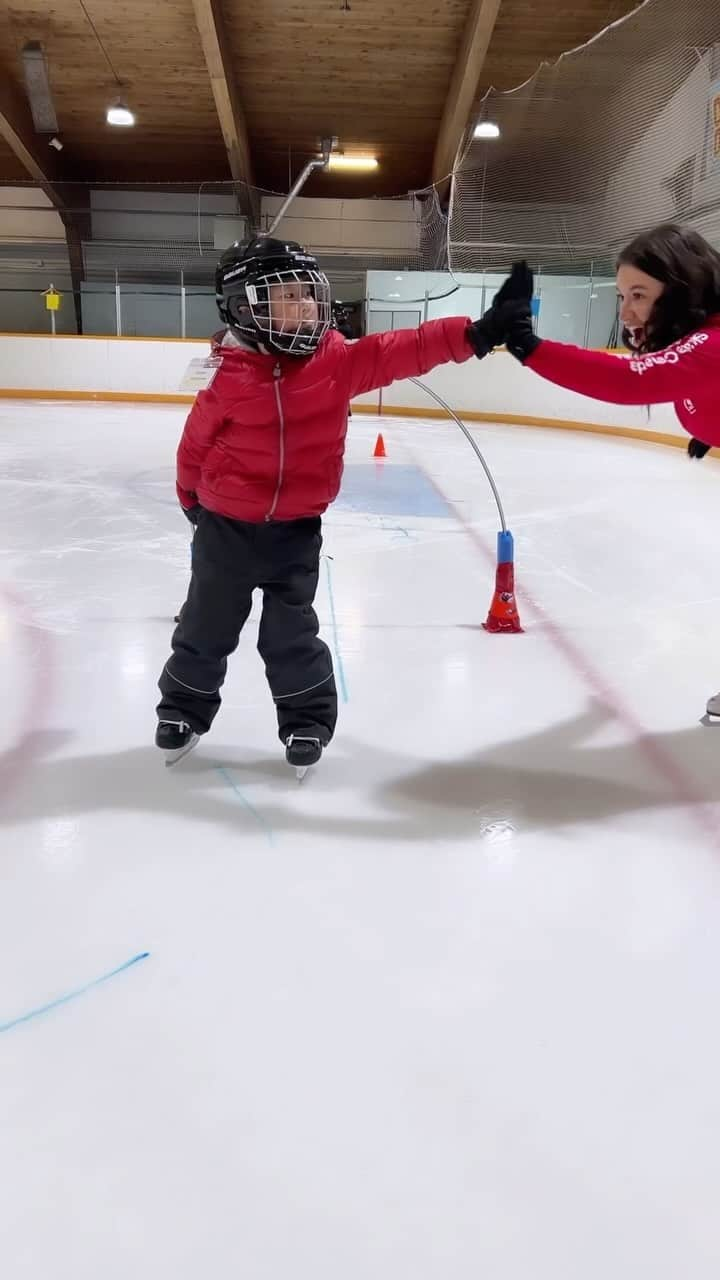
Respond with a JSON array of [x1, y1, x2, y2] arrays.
[[616, 223, 720, 353]]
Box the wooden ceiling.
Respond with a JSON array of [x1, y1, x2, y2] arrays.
[[0, 0, 641, 197]]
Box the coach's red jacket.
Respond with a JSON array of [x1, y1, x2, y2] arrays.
[[524, 315, 720, 445]]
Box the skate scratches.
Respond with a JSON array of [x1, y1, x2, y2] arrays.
[[214, 764, 275, 844], [409, 445, 720, 851], [0, 584, 55, 805], [323, 556, 349, 704], [0, 952, 150, 1035]]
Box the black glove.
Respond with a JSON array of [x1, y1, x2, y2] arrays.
[[181, 501, 202, 526], [466, 260, 535, 358], [688, 438, 711, 460], [495, 298, 542, 363], [495, 260, 534, 308]]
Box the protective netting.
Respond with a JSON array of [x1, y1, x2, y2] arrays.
[[2, 0, 719, 336], [0, 179, 442, 284], [449, 0, 720, 274], [0, 176, 449, 334]]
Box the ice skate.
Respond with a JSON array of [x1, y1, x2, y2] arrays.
[[156, 719, 200, 766], [285, 734, 323, 781], [702, 693, 720, 726]]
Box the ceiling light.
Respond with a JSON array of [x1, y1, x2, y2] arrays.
[[474, 122, 500, 140], [107, 101, 135, 127], [326, 154, 378, 171]]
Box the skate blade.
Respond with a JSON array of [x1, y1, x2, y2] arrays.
[[701, 713, 720, 727], [164, 734, 200, 767], [295, 765, 310, 782]]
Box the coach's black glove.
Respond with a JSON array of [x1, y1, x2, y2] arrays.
[[688, 438, 711, 460], [496, 298, 542, 363], [466, 260, 535, 358]]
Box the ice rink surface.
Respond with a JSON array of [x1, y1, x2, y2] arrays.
[[2, 399, 720, 1278]]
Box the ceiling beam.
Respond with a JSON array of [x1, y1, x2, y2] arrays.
[[191, 0, 254, 196], [0, 77, 93, 332], [0, 72, 63, 205], [432, 0, 503, 191], [54, 184, 92, 335]]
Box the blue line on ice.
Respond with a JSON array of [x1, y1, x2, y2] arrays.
[[0, 952, 150, 1034]]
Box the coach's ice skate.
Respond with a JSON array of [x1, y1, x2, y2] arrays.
[[156, 719, 200, 765], [285, 734, 323, 781]]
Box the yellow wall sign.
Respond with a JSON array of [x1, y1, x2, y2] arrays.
[[44, 288, 61, 311]]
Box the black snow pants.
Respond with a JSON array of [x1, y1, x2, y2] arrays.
[[157, 511, 337, 744]]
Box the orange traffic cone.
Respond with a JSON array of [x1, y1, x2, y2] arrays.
[[373, 433, 386, 459], [483, 532, 523, 634]]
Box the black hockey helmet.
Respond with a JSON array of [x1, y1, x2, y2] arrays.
[[215, 236, 331, 356]]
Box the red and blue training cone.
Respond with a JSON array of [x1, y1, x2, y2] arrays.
[[483, 530, 523, 634]]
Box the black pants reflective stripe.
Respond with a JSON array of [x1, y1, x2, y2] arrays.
[[157, 511, 337, 742]]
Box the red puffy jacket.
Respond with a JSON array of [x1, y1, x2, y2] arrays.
[[525, 315, 720, 445], [177, 319, 474, 522]]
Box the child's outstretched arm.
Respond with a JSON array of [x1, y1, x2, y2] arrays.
[[343, 317, 477, 397]]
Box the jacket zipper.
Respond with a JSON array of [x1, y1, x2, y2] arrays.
[[266, 363, 285, 520]]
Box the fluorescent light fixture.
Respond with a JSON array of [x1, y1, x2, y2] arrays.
[[474, 121, 500, 140], [107, 101, 135, 127], [327, 154, 378, 171], [22, 42, 59, 134]]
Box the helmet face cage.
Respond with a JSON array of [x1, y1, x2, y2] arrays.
[[246, 267, 331, 355], [221, 259, 331, 356]]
